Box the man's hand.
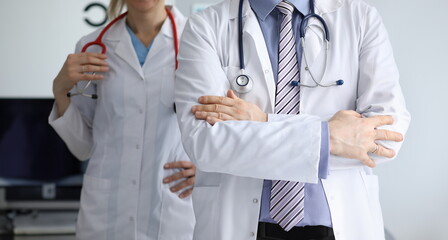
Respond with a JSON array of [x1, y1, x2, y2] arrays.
[[191, 90, 267, 125], [328, 110, 403, 168], [191, 91, 403, 168], [163, 161, 196, 199]]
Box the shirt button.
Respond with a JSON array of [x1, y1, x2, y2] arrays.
[[264, 69, 270, 74], [253, 198, 258, 203]]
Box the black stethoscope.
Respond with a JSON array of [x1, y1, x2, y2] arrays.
[[232, 0, 344, 94]]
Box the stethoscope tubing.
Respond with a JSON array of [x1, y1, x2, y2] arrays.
[[68, 7, 178, 99], [235, 0, 341, 93]]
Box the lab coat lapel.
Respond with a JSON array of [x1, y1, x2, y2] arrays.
[[105, 17, 144, 78], [238, 0, 276, 112], [145, 17, 173, 66]]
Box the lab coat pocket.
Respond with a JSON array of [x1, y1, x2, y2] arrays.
[[76, 174, 113, 240], [159, 68, 175, 108], [159, 187, 195, 240], [191, 186, 219, 239]]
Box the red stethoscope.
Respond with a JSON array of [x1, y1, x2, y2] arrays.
[[68, 7, 178, 99]]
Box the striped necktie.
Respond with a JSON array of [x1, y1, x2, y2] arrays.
[[270, 0, 305, 232]]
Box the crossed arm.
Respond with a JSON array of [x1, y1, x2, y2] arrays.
[[192, 90, 403, 168]]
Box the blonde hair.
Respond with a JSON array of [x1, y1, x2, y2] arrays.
[[108, 0, 125, 20]]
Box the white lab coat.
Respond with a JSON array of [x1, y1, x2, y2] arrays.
[[49, 7, 195, 240], [175, 0, 410, 239]]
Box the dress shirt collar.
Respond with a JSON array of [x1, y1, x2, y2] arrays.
[[249, 0, 311, 21]]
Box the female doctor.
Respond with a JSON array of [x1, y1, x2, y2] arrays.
[[48, 0, 195, 239]]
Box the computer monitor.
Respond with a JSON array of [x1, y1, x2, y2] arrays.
[[0, 98, 85, 210]]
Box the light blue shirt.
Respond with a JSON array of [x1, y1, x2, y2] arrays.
[[249, 0, 332, 227], [126, 25, 153, 66]]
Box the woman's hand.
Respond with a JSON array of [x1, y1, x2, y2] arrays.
[[53, 52, 109, 116], [191, 90, 267, 125], [163, 161, 196, 199]]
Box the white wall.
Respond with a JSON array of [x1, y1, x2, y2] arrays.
[[0, 0, 108, 98], [366, 0, 448, 239]]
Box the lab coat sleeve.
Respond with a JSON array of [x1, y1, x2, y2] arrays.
[[175, 13, 323, 183], [356, 6, 411, 165], [48, 39, 97, 161]]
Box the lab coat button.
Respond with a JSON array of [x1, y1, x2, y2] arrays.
[[250, 232, 255, 237], [132, 180, 137, 185], [136, 144, 140, 150], [129, 216, 134, 222], [139, 109, 143, 114], [253, 198, 258, 203]]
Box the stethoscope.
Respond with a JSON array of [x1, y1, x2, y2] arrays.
[[232, 0, 344, 94], [68, 7, 179, 99]]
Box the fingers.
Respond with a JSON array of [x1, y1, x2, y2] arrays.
[[178, 187, 194, 199], [77, 52, 108, 65], [227, 89, 238, 99], [198, 95, 234, 106], [80, 64, 109, 73], [359, 153, 376, 168], [367, 115, 394, 127], [164, 169, 195, 182], [206, 116, 222, 125], [192, 104, 237, 118], [163, 163, 195, 184], [169, 177, 195, 196], [375, 129, 403, 142], [164, 161, 194, 170], [370, 144, 396, 158], [195, 111, 234, 121]]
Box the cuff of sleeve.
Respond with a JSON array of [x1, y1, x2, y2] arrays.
[[48, 102, 74, 127], [318, 122, 330, 179]]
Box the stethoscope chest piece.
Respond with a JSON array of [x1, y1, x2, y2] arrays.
[[232, 74, 253, 94]]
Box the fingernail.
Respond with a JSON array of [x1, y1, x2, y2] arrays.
[[198, 97, 203, 102], [179, 194, 185, 199], [163, 178, 169, 183], [191, 106, 197, 112], [170, 187, 175, 192], [164, 163, 169, 168]]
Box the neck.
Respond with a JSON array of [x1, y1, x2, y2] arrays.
[[126, 4, 168, 47]]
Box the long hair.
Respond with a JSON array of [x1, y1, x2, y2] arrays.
[[108, 0, 125, 20]]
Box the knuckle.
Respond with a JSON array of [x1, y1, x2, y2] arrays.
[[383, 130, 389, 140], [187, 177, 195, 185]]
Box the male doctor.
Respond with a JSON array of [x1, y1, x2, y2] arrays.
[[175, 0, 410, 239]]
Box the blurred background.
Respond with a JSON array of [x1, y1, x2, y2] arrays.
[[0, 0, 446, 239]]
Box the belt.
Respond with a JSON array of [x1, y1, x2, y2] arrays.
[[257, 222, 335, 240]]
